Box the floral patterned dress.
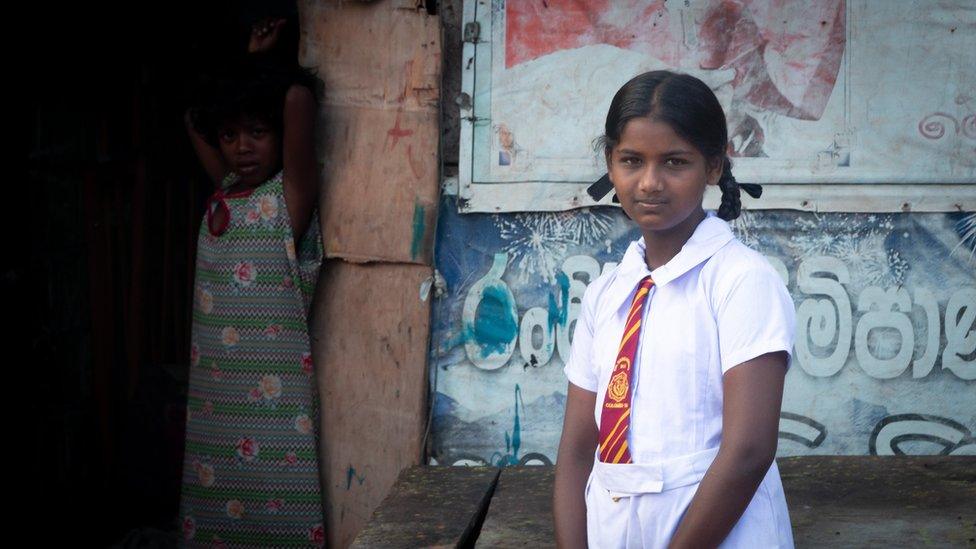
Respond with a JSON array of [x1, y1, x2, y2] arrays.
[[180, 171, 325, 547]]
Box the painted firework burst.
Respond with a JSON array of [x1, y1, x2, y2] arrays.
[[496, 213, 569, 284], [557, 208, 615, 246], [729, 209, 762, 249], [790, 213, 905, 290], [953, 212, 976, 265], [496, 209, 616, 283], [834, 237, 908, 288]]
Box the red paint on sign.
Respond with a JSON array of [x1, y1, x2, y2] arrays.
[[505, 0, 846, 122]]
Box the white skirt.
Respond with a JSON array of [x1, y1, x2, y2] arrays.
[[584, 449, 794, 549]]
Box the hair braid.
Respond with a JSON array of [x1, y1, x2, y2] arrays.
[[717, 157, 741, 221]]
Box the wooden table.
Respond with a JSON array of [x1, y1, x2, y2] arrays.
[[351, 457, 975, 548]]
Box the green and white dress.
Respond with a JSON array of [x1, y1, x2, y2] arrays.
[[180, 171, 325, 548]]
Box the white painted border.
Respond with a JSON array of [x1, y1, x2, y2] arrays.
[[457, 0, 478, 200], [456, 181, 976, 214]]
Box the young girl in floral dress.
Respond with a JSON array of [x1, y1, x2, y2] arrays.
[[178, 20, 325, 546]]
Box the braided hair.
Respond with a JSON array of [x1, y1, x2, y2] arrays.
[[718, 157, 763, 220], [717, 158, 740, 221], [590, 71, 761, 220]]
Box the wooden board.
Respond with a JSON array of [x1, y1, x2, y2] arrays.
[[477, 467, 556, 548], [313, 260, 434, 548], [779, 456, 976, 548], [351, 466, 500, 548], [303, 0, 441, 265]]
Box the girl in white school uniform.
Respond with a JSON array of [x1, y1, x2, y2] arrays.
[[553, 71, 796, 548]]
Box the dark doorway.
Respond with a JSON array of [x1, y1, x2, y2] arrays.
[[21, 1, 248, 544]]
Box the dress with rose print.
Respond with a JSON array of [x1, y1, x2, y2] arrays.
[[180, 171, 325, 548]]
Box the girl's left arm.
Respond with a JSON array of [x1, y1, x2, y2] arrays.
[[667, 351, 787, 549], [282, 84, 319, 240]]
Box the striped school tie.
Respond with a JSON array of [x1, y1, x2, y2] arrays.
[[598, 276, 654, 464]]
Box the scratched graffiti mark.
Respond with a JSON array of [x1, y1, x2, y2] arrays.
[[869, 414, 976, 456], [399, 59, 414, 103], [346, 465, 366, 490], [411, 204, 426, 260], [406, 143, 423, 180]]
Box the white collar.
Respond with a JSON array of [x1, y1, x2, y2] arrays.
[[605, 212, 734, 312]]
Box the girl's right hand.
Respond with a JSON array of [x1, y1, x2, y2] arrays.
[[248, 18, 287, 53]]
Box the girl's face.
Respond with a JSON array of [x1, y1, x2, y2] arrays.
[[607, 117, 721, 236], [218, 116, 280, 187]]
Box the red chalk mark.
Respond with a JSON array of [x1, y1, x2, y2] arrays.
[[406, 144, 423, 180], [387, 111, 414, 151], [399, 60, 415, 103]]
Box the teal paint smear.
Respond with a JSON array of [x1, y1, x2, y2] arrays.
[[492, 384, 524, 467], [548, 270, 571, 331], [512, 384, 522, 459], [410, 204, 426, 260], [346, 466, 366, 490], [473, 285, 518, 356]]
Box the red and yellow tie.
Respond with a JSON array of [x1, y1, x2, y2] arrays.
[[598, 276, 654, 464]]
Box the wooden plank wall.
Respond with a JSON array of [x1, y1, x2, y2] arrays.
[[301, 1, 441, 546]]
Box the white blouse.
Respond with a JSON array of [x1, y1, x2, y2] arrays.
[[564, 212, 796, 464]]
